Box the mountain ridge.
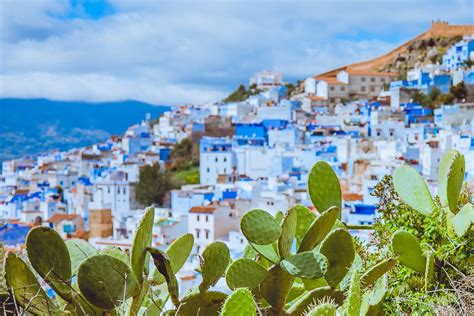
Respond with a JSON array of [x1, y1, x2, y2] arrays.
[[0, 98, 171, 162]]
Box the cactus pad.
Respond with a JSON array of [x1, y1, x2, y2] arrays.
[[438, 150, 465, 213], [260, 265, 295, 310], [391, 230, 426, 273], [225, 258, 268, 290], [66, 239, 96, 276], [101, 245, 130, 265], [287, 286, 344, 315], [360, 276, 387, 315], [294, 205, 317, 246], [319, 228, 355, 288], [424, 251, 435, 292], [392, 165, 435, 216], [298, 206, 339, 253], [77, 254, 139, 310], [347, 269, 361, 316], [360, 258, 396, 288], [280, 252, 328, 279], [279, 207, 298, 259], [251, 243, 280, 264], [176, 291, 227, 316], [308, 161, 342, 213], [5, 253, 57, 314], [131, 207, 155, 283], [153, 233, 194, 285], [221, 288, 256, 316], [147, 247, 180, 307], [25, 226, 73, 301], [241, 209, 282, 245], [305, 303, 336, 316], [451, 203, 474, 237], [199, 241, 231, 292]]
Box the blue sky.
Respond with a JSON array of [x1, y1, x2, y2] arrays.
[[1, 0, 473, 105]]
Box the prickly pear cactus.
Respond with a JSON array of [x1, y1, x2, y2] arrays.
[[451, 202, 474, 237], [147, 247, 180, 307], [392, 165, 435, 216], [131, 207, 155, 283], [391, 230, 426, 273], [260, 265, 295, 311], [153, 233, 194, 285], [101, 245, 130, 265], [347, 269, 361, 316], [319, 228, 355, 288], [199, 241, 230, 292], [278, 207, 297, 259], [241, 209, 282, 245], [287, 286, 344, 315], [280, 252, 328, 279], [305, 302, 336, 316], [294, 205, 317, 246], [298, 206, 339, 253], [250, 243, 280, 264], [360, 276, 387, 315], [424, 251, 435, 292], [308, 161, 342, 214], [360, 258, 396, 288], [438, 149, 465, 213], [25, 226, 73, 301], [176, 291, 227, 316], [65, 238, 96, 276], [225, 258, 268, 290], [77, 254, 139, 310], [221, 288, 256, 316], [5, 253, 57, 314]]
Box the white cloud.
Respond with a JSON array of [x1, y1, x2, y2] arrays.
[[0, 0, 472, 105]]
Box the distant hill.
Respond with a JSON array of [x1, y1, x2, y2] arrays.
[[0, 98, 170, 162], [307, 21, 474, 83]]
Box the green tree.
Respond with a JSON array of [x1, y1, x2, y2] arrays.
[[450, 82, 468, 101], [136, 163, 176, 207], [168, 138, 199, 171]]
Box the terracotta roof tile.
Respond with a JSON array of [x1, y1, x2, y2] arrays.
[[47, 213, 80, 223], [189, 206, 216, 214]]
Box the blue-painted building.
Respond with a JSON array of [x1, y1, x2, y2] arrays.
[[234, 123, 266, 146], [442, 37, 474, 71]]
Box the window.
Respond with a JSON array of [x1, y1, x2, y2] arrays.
[[330, 98, 335, 103], [389, 129, 395, 137], [330, 86, 335, 91], [361, 86, 366, 92], [207, 168, 210, 173], [117, 188, 120, 194], [376, 129, 382, 136], [205, 230, 210, 239], [196, 229, 200, 238], [361, 77, 366, 82], [370, 86, 375, 92], [223, 157, 227, 162], [107, 187, 111, 194], [340, 86, 345, 91], [229, 212, 233, 217], [370, 77, 375, 82], [205, 215, 209, 222], [381, 77, 385, 83], [223, 168, 226, 173], [197, 245, 200, 253], [123, 187, 126, 194], [197, 215, 200, 222], [215, 157, 218, 162]]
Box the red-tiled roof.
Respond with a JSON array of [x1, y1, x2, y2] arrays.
[[47, 214, 80, 223], [189, 206, 216, 214]]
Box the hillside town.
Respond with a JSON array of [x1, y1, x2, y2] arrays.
[[1, 26, 473, 288]]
